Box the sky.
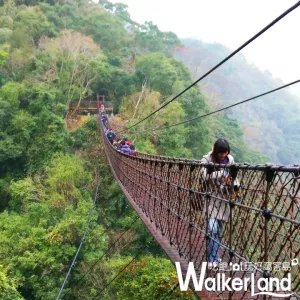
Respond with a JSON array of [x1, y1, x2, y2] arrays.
[[110, 0, 300, 96]]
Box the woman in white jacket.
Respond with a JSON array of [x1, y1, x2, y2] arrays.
[[200, 138, 239, 266]]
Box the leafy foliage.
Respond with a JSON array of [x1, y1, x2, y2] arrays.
[[134, 21, 181, 55], [0, 265, 24, 300], [136, 53, 178, 95], [0, 0, 282, 299], [0, 154, 106, 299], [102, 256, 196, 300]]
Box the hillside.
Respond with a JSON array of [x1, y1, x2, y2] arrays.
[[173, 39, 300, 164]]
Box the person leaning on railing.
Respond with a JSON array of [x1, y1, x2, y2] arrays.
[[200, 138, 240, 267]]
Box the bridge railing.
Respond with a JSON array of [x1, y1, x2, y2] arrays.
[[99, 118, 300, 298], [69, 101, 99, 109]]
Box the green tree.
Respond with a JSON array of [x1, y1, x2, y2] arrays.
[[134, 21, 181, 54], [0, 16, 14, 29], [103, 256, 196, 300], [0, 28, 12, 44], [86, 10, 130, 51], [13, 7, 56, 45], [120, 89, 191, 157], [0, 153, 106, 299], [26, 110, 73, 173], [136, 53, 178, 96], [0, 82, 22, 130], [0, 265, 24, 300], [9, 177, 45, 213], [0, 0, 16, 18], [3, 48, 31, 82]]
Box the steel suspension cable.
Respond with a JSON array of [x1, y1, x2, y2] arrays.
[[55, 168, 101, 300], [91, 244, 147, 299], [131, 78, 300, 135], [159, 283, 180, 300], [61, 216, 140, 299], [117, 0, 300, 134]]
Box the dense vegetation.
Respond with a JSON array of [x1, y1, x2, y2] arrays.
[[0, 0, 271, 299], [174, 39, 300, 164]]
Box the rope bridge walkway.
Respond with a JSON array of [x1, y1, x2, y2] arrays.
[[98, 118, 300, 299]]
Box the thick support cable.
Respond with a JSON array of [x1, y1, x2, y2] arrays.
[[91, 245, 147, 299], [159, 283, 180, 300], [61, 216, 140, 300], [119, 1, 300, 134], [55, 168, 101, 300], [132, 78, 300, 135]]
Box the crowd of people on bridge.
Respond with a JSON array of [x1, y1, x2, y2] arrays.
[[100, 111, 137, 156]]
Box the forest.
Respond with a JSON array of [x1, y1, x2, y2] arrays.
[[0, 0, 275, 299]]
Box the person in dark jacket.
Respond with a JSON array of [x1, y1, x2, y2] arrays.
[[106, 129, 116, 144], [101, 114, 108, 129], [120, 140, 131, 155]]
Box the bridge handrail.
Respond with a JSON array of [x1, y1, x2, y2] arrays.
[[98, 115, 300, 298]]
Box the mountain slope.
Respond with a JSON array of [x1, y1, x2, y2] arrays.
[[173, 39, 300, 164]]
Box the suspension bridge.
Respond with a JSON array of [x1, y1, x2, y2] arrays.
[[99, 115, 300, 299]]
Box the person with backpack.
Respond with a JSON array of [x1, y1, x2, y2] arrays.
[[106, 129, 116, 144], [200, 138, 240, 267]]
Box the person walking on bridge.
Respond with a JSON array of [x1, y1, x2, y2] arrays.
[[101, 114, 108, 129], [200, 138, 239, 266], [106, 128, 116, 144], [120, 140, 131, 155]]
